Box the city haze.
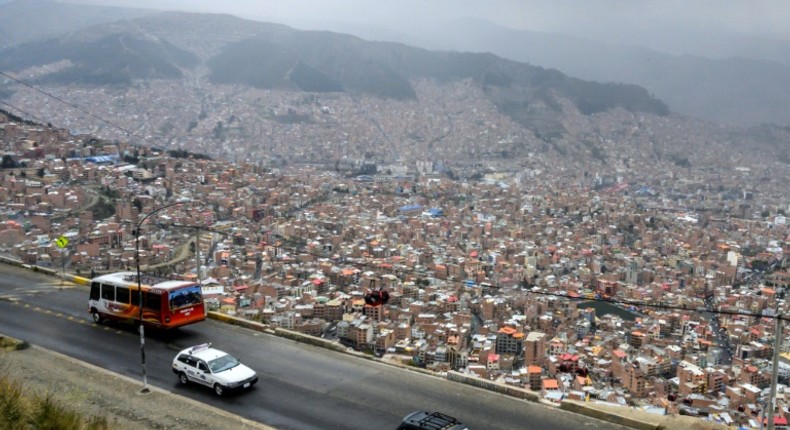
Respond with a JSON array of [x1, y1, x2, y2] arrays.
[[52, 0, 790, 126], [64, 0, 790, 59]]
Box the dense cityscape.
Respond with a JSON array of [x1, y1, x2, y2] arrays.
[[2, 103, 790, 429]]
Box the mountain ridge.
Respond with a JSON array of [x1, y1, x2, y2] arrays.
[[1, 4, 788, 173], [0, 9, 670, 144], [412, 17, 790, 127]]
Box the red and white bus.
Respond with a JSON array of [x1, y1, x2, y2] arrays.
[[89, 272, 206, 329]]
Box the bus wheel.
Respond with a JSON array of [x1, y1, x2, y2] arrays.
[[91, 311, 103, 324], [178, 372, 188, 385], [214, 384, 224, 396]]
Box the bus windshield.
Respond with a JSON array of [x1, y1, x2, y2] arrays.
[[169, 285, 203, 310]]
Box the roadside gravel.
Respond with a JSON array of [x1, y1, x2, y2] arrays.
[[0, 341, 273, 430]]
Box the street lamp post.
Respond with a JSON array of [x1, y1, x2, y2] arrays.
[[767, 314, 783, 430], [135, 201, 188, 393]]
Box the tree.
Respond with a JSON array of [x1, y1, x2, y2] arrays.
[[751, 260, 770, 272], [1, 155, 15, 168]]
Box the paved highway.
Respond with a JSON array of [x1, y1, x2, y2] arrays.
[[0, 264, 629, 430]]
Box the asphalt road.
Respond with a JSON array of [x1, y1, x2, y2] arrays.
[[0, 264, 630, 430]]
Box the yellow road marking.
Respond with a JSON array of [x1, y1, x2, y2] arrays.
[[6, 298, 139, 337]]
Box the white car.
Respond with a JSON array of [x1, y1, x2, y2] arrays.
[[172, 343, 258, 396]]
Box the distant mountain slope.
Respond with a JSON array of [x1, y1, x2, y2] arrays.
[[419, 18, 790, 127], [0, 31, 199, 84], [0, 11, 668, 141], [203, 25, 668, 138], [0, 0, 153, 50]]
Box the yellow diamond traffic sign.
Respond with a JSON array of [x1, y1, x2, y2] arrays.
[[55, 236, 69, 248]]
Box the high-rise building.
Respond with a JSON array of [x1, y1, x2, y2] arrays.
[[524, 331, 547, 366], [496, 326, 524, 355]]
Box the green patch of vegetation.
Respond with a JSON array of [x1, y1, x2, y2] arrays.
[[91, 197, 116, 221], [274, 110, 314, 125], [582, 140, 608, 163], [0, 354, 109, 430], [0, 337, 29, 351], [669, 154, 691, 168], [167, 149, 211, 160], [290, 61, 343, 92]]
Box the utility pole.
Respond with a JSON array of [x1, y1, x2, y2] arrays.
[[60, 247, 66, 286], [194, 226, 202, 287], [767, 315, 783, 430], [135, 200, 190, 394]]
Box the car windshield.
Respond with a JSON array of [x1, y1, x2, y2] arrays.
[[207, 353, 240, 373]]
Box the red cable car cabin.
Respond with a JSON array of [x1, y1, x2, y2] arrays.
[[89, 272, 206, 329], [364, 289, 390, 306]]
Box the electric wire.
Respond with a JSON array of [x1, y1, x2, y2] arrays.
[[0, 70, 165, 150], [2, 72, 778, 324], [248, 236, 788, 322], [0, 99, 48, 125]]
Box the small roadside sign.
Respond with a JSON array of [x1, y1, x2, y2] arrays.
[[55, 236, 69, 248]]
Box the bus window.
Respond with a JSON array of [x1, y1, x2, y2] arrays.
[[144, 292, 161, 311], [90, 282, 100, 301], [116, 287, 130, 304], [170, 285, 203, 310], [101, 284, 115, 301]]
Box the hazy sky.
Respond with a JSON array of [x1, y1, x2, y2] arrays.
[[68, 0, 790, 34], [66, 0, 790, 57]]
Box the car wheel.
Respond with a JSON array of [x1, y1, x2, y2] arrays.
[[178, 372, 188, 385], [91, 311, 103, 324], [214, 384, 224, 396]]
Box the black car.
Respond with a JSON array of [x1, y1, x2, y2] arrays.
[[397, 411, 468, 430]]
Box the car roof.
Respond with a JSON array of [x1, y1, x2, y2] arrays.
[[401, 411, 466, 430], [179, 343, 227, 361]]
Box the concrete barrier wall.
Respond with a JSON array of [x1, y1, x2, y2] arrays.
[[0, 255, 25, 267], [206, 312, 270, 334], [0, 256, 89, 285], [272, 328, 351, 353], [206, 313, 358, 354], [560, 401, 660, 430], [446, 371, 540, 402]]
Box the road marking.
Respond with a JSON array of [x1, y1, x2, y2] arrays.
[[6, 297, 151, 340]]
